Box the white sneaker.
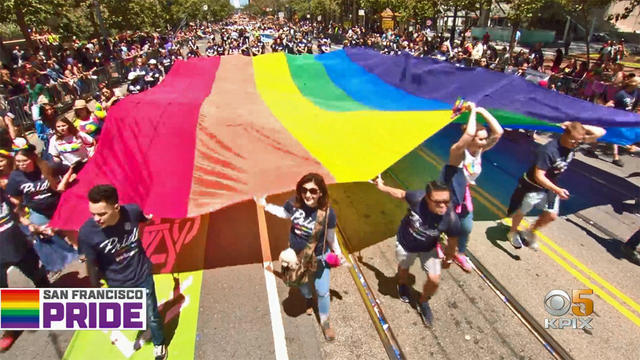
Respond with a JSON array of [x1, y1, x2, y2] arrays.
[[508, 231, 523, 249], [522, 229, 539, 251], [153, 344, 167, 360]]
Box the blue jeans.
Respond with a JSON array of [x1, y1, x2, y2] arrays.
[[299, 254, 331, 321], [456, 211, 474, 254], [28, 210, 77, 272], [133, 274, 165, 346]]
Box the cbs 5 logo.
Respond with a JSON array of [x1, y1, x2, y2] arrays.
[[544, 289, 594, 317]]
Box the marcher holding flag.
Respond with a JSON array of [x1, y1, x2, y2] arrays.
[[440, 99, 503, 272]]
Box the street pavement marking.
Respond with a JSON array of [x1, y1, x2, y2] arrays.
[[63, 271, 204, 360], [103, 330, 135, 358], [264, 261, 289, 360], [256, 203, 289, 360], [414, 145, 640, 327]]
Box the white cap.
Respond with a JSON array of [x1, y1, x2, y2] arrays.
[[148, 59, 157, 64]]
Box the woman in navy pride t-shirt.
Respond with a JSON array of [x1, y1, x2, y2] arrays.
[[258, 173, 347, 341]]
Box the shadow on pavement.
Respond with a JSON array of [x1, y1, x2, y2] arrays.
[[50, 271, 91, 287], [282, 287, 307, 318], [357, 255, 420, 309], [484, 223, 521, 261], [566, 217, 626, 261]]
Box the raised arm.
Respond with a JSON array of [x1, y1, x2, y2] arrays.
[[255, 196, 292, 219], [476, 107, 504, 150], [448, 102, 477, 166], [560, 121, 606, 143], [582, 124, 606, 143], [374, 176, 406, 199]]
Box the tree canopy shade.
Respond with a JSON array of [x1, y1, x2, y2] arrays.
[[0, 0, 234, 49], [560, 0, 616, 67], [0, 0, 70, 49]]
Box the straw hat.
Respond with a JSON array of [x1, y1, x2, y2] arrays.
[[73, 99, 88, 110], [624, 77, 640, 88]]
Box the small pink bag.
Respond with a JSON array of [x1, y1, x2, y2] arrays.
[[325, 252, 341, 267]]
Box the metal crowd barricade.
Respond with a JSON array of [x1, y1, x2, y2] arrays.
[[6, 94, 31, 130], [3, 60, 130, 130], [0, 35, 200, 130]]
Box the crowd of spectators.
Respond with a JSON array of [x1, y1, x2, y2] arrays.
[[0, 15, 637, 290], [0, 23, 206, 295], [197, 16, 639, 166]]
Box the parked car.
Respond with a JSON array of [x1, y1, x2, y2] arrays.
[[592, 32, 610, 42]]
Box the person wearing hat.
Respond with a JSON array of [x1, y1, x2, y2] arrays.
[[73, 99, 103, 140], [605, 76, 640, 167], [144, 59, 162, 88], [127, 70, 147, 94]]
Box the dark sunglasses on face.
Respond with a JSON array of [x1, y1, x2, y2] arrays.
[[429, 197, 450, 206], [302, 187, 319, 195]]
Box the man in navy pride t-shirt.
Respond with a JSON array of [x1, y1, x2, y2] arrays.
[[78, 185, 167, 360], [375, 179, 461, 328]]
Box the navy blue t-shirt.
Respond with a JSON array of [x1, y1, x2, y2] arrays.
[[524, 139, 574, 187], [0, 188, 29, 263], [614, 89, 638, 111], [397, 190, 461, 253], [6, 168, 60, 218], [283, 198, 336, 256], [78, 204, 151, 287]]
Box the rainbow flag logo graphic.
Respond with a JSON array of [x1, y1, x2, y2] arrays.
[[1, 289, 40, 329]]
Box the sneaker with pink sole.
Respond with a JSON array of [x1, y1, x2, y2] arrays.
[[453, 254, 473, 272], [436, 243, 445, 259]]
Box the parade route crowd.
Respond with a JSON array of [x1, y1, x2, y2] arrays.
[[0, 14, 638, 360]]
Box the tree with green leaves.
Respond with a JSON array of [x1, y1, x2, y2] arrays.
[[0, 0, 71, 50], [0, 0, 234, 51], [502, 0, 546, 58], [163, 0, 234, 25], [560, 0, 615, 67]]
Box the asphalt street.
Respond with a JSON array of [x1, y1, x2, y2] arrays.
[[2, 40, 639, 360]]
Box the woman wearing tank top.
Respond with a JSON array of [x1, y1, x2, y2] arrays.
[[441, 102, 503, 272]]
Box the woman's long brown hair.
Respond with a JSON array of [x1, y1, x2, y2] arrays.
[[294, 172, 329, 210]]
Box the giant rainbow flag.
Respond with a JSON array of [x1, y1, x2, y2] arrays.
[[50, 48, 640, 230]]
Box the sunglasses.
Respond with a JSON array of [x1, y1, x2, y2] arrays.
[[428, 197, 450, 206], [301, 187, 319, 196]]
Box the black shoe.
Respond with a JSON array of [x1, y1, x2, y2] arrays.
[[305, 298, 314, 316], [583, 148, 599, 159], [613, 158, 624, 167], [622, 244, 640, 266], [397, 284, 411, 303], [417, 301, 434, 328]]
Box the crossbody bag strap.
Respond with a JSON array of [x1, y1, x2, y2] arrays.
[[321, 205, 330, 255], [313, 209, 328, 254], [309, 207, 327, 254]]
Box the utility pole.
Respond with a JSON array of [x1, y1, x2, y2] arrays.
[[449, 6, 458, 43], [93, 0, 109, 42]]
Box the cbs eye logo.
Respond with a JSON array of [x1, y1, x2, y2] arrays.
[[544, 289, 594, 330]]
